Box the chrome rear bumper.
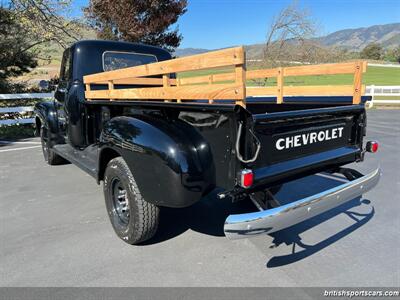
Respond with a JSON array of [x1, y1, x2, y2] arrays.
[[224, 167, 381, 240]]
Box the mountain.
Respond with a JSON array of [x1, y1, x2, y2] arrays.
[[175, 23, 400, 58], [33, 22, 400, 64], [317, 23, 400, 50], [173, 44, 266, 59]]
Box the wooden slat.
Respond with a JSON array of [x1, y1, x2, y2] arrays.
[[179, 68, 279, 86], [85, 84, 91, 101], [277, 67, 284, 104], [163, 75, 170, 87], [362, 61, 368, 73], [283, 62, 358, 76], [208, 75, 214, 103], [235, 63, 246, 107], [163, 74, 170, 102], [84, 47, 244, 84], [176, 78, 182, 103], [246, 87, 277, 96], [352, 61, 363, 104], [85, 84, 244, 100], [86, 85, 364, 101], [108, 81, 114, 101], [94, 77, 177, 86], [246, 68, 279, 79]]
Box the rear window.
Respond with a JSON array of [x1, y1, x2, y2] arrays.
[[102, 51, 158, 71], [60, 49, 72, 81]]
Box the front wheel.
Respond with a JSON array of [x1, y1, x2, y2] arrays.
[[40, 126, 65, 165], [103, 157, 159, 245]]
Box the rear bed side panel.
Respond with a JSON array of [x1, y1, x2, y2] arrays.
[[89, 102, 242, 194], [178, 110, 239, 190], [98, 107, 241, 208]]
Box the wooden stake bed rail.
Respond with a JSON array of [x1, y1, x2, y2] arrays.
[[83, 46, 367, 107]]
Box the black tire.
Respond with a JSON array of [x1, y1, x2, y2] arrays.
[[103, 157, 159, 245], [40, 127, 65, 165]]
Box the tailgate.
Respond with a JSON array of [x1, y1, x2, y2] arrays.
[[246, 105, 366, 186]]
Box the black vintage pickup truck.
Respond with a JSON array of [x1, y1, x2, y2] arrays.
[[35, 40, 380, 245]]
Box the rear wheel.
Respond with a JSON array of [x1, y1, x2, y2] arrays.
[[40, 127, 65, 165], [103, 157, 159, 245]]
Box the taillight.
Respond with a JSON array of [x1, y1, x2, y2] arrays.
[[366, 141, 379, 153], [240, 169, 253, 188]]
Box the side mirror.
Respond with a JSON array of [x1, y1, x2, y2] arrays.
[[38, 80, 50, 91]]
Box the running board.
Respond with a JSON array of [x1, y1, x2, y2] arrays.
[[53, 144, 98, 178]]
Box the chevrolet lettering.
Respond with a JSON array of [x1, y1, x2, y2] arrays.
[[276, 127, 344, 150]]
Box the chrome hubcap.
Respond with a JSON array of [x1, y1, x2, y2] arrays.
[[112, 179, 130, 225]]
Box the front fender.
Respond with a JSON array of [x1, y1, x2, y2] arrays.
[[34, 101, 61, 144], [100, 115, 216, 208]]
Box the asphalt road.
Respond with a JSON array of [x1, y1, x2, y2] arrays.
[[0, 110, 399, 287]]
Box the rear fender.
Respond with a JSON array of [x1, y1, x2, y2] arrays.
[[99, 115, 216, 208]]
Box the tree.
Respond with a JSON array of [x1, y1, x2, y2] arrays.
[[360, 43, 383, 60], [9, 0, 82, 49], [0, 7, 37, 92], [84, 0, 187, 52], [263, 1, 316, 67], [384, 46, 400, 63]]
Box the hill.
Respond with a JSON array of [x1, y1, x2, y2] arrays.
[[34, 23, 400, 61], [317, 23, 400, 50], [175, 23, 400, 58], [17, 22, 399, 86]]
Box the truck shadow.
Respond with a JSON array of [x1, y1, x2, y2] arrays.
[[141, 188, 252, 244], [142, 174, 375, 267], [264, 197, 373, 268]]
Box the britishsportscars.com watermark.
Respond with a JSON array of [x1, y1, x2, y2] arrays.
[[0, 288, 398, 300], [324, 289, 400, 298]]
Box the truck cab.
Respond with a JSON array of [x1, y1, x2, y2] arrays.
[[51, 40, 171, 148], [35, 40, 380, 245]]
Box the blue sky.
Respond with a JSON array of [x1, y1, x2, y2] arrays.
[[71, 0, 399, 49]]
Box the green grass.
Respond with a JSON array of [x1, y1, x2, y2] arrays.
[[178, 66, 400, 86], [363, 67, 400, 85], [374, 96, 400, 100]]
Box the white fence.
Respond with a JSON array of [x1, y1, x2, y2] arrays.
[[367, 63, 400, 68], [0, 93, 53, 126], [365, 85, 400, 108]]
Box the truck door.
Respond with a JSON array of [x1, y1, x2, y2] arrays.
[[54, 49, 71, 142], [55, 48, 86, 148]]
